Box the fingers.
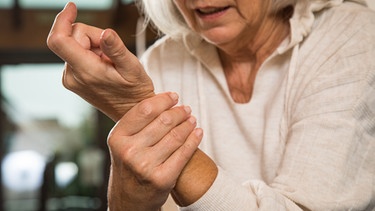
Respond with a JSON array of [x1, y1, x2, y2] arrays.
[[47, 2, 103, 69], [100, 29, 145, 82], [150, 115, 197, 163], [48, 2, 77, 42], [110, 92, 180, 137], [71, 23, 103, 51], [129, 128, 203, 190], [47, 2, 78, 57], [135, 105, 193, 147], [158, 128, 203, 180], [48, 3, 147, 90]]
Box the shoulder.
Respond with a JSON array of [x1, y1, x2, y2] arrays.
[[289, 2, 375, 121], [301, 2, 375, 56], [297, 2, 375, 77]]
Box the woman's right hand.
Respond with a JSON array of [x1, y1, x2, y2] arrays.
[[107, 92, 203, 210], [47, 2, 155, 121]]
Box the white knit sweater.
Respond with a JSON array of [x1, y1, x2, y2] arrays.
[[141, 1, 375, 210]]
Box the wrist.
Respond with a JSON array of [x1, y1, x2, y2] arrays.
[[172, 149, 218, 206], [108, 165, 168, 211], [110, 92, 156, 122]]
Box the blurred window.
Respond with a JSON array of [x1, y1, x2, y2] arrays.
[[0, 0, 114, 9], [0, 0, 13, 8], [122, 0, 135, 4], [1, 64, 101, 211], [1, 64, 92, 127]]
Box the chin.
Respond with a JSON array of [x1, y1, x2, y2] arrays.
[[202, 34, 236, 47], [198, 24, 243, 46]]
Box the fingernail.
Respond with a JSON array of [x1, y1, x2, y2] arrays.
[[169, 92, 179, 101], [64, 2, 71, 9], [184, 106, 191, 114], [188, 116, 196, 124], [102, 30, 114, 47], [195, 128, 203, 138]]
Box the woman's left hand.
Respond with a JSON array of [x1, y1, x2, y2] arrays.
[[107, 92, 203, 211]]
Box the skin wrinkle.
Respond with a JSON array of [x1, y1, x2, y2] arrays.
[[172, 0, 292, 103]]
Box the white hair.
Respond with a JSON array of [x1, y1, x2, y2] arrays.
[[137, 0, 190, 38], [137, 0, 298, 38]]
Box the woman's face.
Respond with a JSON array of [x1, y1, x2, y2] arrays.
[[173, 0, 272, 46]]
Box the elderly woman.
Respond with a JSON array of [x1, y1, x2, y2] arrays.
[[47, 0, 375, 210]]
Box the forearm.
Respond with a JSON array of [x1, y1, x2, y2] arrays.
[[171, 149, 218, 207]]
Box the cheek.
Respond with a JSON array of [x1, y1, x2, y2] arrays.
[[237, 0, 269, 25], [173, 0, 197, 30], [183, 14, 197, 31]]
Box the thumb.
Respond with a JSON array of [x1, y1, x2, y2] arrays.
[[100, 29, 144, 81]]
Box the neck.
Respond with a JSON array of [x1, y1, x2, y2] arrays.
[[218, 15, 290, 66], [218, 13, 290, 103]]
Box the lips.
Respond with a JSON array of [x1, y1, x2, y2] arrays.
[[196, 6, 230, 16]]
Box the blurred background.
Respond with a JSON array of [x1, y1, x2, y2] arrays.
[[0, 1, 374, 211], [0, 0, 157, 210]]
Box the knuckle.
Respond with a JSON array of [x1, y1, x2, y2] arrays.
[[107, 129, 126, 150], [106, 129, 120, 148], [61, 70, 79, 91], [135, 160, 151, 176], [71, 23, 85, 37], [121, 144, 136, 162], [62, 76, 75, 91], [103, 31, 127, 56], [106, 136, 118, 150], [61, 79, 71, 90], [46, 32, 64, 51], [168, 128, 184, 143], [158, 112, 173, 126], [137, 100, 155, 118], [111, 45, 127, 58], [72, 22, 83, 29], [106, 133, 115, 148]]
